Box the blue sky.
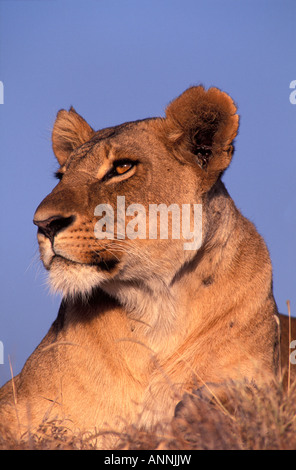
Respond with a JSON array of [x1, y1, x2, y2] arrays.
[[0, 0, 295, 386]]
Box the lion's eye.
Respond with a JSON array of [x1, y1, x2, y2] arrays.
[[103, 160, 136, 182], [114, 162, 133, 175]]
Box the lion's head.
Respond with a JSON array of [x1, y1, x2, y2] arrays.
[[34, 86, 239, 301]]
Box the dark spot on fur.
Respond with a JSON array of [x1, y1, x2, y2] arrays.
[[202, 276, 213, 287], [96, 258, 119, 272]]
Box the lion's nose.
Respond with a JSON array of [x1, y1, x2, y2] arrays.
[[33, 215, 75, 241]]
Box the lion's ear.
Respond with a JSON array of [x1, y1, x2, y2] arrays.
[[52, 107, 95, 165], [163, 86, 239, 180]]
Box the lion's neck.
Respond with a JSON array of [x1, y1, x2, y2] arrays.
[[102, 277, 180, 340], [61, 180, 239, 355]]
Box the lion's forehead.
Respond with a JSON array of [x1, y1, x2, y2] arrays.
[[65, 119, 160, 173]]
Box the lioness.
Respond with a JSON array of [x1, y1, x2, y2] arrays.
[[0, 85, 292, 442]]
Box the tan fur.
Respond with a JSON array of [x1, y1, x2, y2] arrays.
[[0, 86, 287, 445]]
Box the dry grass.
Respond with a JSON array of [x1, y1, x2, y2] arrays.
[[1, 377, 296, 450], [117, 378, 296, 451]]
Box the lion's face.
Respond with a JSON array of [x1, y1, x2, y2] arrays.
[[34, 86, 239, 299]]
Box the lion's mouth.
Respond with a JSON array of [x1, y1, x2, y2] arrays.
[[49, 253, 119, 273], [38, 232, 120, 273]]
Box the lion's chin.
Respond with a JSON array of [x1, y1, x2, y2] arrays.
[[48, 256, 108, 300]]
